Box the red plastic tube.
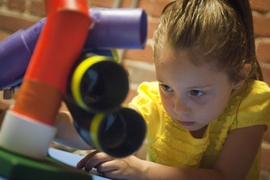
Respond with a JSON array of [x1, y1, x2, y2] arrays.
[[13, 0, 91, 125]]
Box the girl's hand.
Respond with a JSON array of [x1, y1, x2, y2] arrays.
[[76, 150, 145, 180]]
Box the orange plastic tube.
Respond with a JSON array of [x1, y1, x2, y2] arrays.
[[13, 0, 91, 125]]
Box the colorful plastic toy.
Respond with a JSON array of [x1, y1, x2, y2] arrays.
[[0, 0, 147, 179]]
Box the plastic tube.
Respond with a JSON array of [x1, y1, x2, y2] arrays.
[[85, 8, 147, 49], [0, 0, 90, 159], [64, 97, 146, 158], [0, 8, 147, 90]]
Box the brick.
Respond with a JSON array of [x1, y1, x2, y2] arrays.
[[120, 0, 146, 8], [151, 0, 173, 17], [123, 44, 153, 63], [29, 1, 46, 17], [0, 13, 38, 33], [137, 0, 151, 16], [7, 0, 26, 12], [123, 59, 156, 85], [257, 40, 270, 62], [260, 65, 270, 86], [88, 0, 114, 8], [147, 17, 159, 39], [89, 0, 133, 8], [121, 0, 150, 9], [261, 143, 270, 171], [0, 30, 10, 41], [126, 65, 156, 84], [250, 0, 270, 13], [120, 0, 132, 8], [253, 12, 270, 37], [264, 127, 270, 143]]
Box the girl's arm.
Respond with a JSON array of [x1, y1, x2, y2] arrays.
[[53, 110, 93, 150], [76, 125, 265, 180], [141, 125, 265, 180], [212, 124, 265, 179]]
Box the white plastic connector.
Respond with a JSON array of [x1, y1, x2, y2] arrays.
[[0, 110, 56, 160]]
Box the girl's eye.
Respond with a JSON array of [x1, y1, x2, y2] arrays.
[[190, 90, 205, 97], [160, 84, 173, 92]]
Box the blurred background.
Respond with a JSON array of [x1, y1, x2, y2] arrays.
[[0, 0, 270, 178]]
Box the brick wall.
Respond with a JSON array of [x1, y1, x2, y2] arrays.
[[0, 0, 270, 101], [2, 0, 269, 98], [1, 0, 269, 101]]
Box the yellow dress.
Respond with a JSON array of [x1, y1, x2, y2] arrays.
[[129, 80, 270, 180]]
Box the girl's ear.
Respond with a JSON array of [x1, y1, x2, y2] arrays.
[[233, 64, 251, 89], [239, 63, 251, 79]]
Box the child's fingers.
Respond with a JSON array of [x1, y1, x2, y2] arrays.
[[76, 149, 99, 169], [85, 152, 114, 169], [96, 159, 117, 172]]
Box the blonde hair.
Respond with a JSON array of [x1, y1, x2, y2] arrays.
[[154, 0, 262, 82]]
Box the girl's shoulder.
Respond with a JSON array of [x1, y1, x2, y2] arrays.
[[137, 81, 159, 95], [248, 80, 270, 94], [130, 81, 160, 105], [229, 80, 270, 130], [128, 81, 162, 119], [238, 80, 270, 106], [230, 80, 270, 105]]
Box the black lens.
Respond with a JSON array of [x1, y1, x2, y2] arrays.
[[98, 108, 146, 158], [80, 61, 129, 112]]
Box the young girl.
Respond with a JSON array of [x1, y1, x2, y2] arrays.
[[76, 0, 270, 179]]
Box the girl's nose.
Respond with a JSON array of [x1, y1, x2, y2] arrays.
[[174, 98, 190, 114]]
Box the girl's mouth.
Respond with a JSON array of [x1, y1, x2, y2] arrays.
[[177, 121, 195, 126]]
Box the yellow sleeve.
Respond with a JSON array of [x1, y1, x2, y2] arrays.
[[230, 80, 270, 131], [129, 82, 166, 142], [129, 82, 160, 124]]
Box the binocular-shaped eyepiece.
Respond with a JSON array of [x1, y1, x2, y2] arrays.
[[0, 7, 147, 158], [68, 50, 129, 113], [65, 51, 146, 157]]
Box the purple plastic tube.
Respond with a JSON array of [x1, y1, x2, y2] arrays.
[[0, 8, 147, 89], [0, 19, 46, 89], [85, 8, 147, 49]]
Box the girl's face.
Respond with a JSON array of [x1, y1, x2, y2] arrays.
[[155, 48, 236, 132]]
